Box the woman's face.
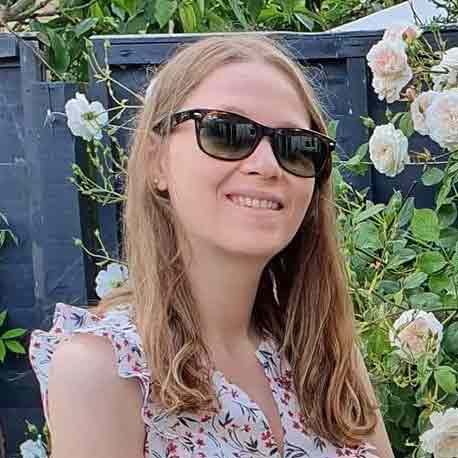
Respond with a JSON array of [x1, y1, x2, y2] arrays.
[[158, 61, 316, 260]]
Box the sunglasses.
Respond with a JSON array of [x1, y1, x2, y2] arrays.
[[153, 109, 335, 179]]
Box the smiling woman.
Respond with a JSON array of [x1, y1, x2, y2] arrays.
[[29, 34, 394, 458]]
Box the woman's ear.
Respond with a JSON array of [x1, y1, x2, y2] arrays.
[[147, 132, 169, 192]]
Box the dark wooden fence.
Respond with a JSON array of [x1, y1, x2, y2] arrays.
[[0, 33, 89, 457], [1, 26, 457, 457]]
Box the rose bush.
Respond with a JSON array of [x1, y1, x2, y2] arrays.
[[332, 22, 458, 458], [419, 407, 458, 458]]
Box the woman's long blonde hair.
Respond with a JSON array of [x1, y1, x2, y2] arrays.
[[93, 33, 378, 447]]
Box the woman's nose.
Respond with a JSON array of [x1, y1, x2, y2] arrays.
[[238, 137, 283, 179]]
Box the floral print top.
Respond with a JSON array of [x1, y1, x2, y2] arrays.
[[29, 302, 379, 458]]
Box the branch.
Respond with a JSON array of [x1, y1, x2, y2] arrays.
[[0, 0, 55, 24]]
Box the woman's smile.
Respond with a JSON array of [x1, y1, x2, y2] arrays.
[[227, 194, 281, 210], [225, 190, 284, 211]]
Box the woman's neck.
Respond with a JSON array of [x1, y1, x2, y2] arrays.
[[183, 238, 268, 354]]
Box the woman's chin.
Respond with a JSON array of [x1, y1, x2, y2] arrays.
[[217, 236, 287, 261]]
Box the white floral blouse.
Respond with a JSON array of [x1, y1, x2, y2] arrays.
[[29, 302, 379, 458]]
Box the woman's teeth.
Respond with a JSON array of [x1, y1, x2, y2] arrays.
[[229, 195, 280, 210]]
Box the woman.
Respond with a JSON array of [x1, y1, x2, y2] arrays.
[[29, 34, 395, 458]]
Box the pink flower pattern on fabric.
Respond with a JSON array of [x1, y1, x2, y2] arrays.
[[29, 303, 380, 458]]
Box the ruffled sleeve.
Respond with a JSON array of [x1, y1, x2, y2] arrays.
[[29, 302, 152, 430]]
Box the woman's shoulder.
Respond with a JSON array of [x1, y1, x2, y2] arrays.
[[29, 302, 151, 426]]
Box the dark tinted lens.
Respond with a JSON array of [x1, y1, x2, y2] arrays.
[[199, 113, 257, 159], [273, 131, 327, 177]]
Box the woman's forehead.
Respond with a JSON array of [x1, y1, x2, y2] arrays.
[[183, 62, 312, 128]]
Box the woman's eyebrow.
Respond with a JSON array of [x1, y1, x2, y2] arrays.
[[218, 104, 310, 129]]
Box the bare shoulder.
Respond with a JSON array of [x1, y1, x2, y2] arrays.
[[47, 333, 146, 458]]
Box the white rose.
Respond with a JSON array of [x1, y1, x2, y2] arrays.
[[369, 123, 409, 177], [367, 40, 413, 103], [432, 48, 458, 91], [383, 24, 422, 43], [431, 64, 451, 92], [20, 437, 47, 458], [410, 90, 440, 136], [442, 47, 458, 77], [441, 46, 458, 64], [65, 92, 108, 141], [389, 309, 443, 361], [95, 262, 129, 298], [425, 90, 458, 151], [420, 408, 458, 458]]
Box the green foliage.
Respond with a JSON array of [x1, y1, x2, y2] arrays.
[[0, 210, 18, 252], [0, 210, 26, 364], [332, 31, 458, 447], [0, 0, 407, 81], [0, 309, 27, 364]]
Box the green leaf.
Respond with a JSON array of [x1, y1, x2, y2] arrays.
[[0, 328, 27, 339], [154, 0, 178, 28], [111, 3, 126, 20], [398, 197, 415, 227], [378, 280, 401, 294], [448, 161, 458, 175], [439, 227, 458, 250], [434, 366, 457, 394], [125, 0, 139, 16], [207, 11, 227, 31], [125, 13, 148, 33], [422, 167, 445, 186], [399, 111, 415, 137], [4, 340, 26, 354], [178, 2, 197, 32], [48, 30, 71, 75], [436, 176, 452, 208], [0, 310, 7, 328], [443, 322, 458, 356], [196, 0, 205, 15], [0, 340, 5, 363], [404, 271, 428, 289], [294, 12, 314, 30], [391, 239, 408, 251], [393, 288, 403, 306], [410, 208, 440, 242], [257, 5, 279, 22], [428, 273, 451, 293], [391, 111, 406, 126], [247, 0, 264, 21], [73, 18, 99, 37], [228, 0, 249, 28], [385, 191, 402, 225], [327, 119, 338, 140], [417, 409, 433, 435], [89, 2, 105, 18], [112, 0, 139, 16], [353, 221, 383, 251], [452, 242, 458, 272], [409, 292, 441, 309], [417, 251, 447, 274], [438, 203, 458, 228], [360, 116, 375, 129], [354, 203, 385, 224], [388, 248, 417, 269], [346, 142, 368, 166], [366, 327, 388, 355]]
